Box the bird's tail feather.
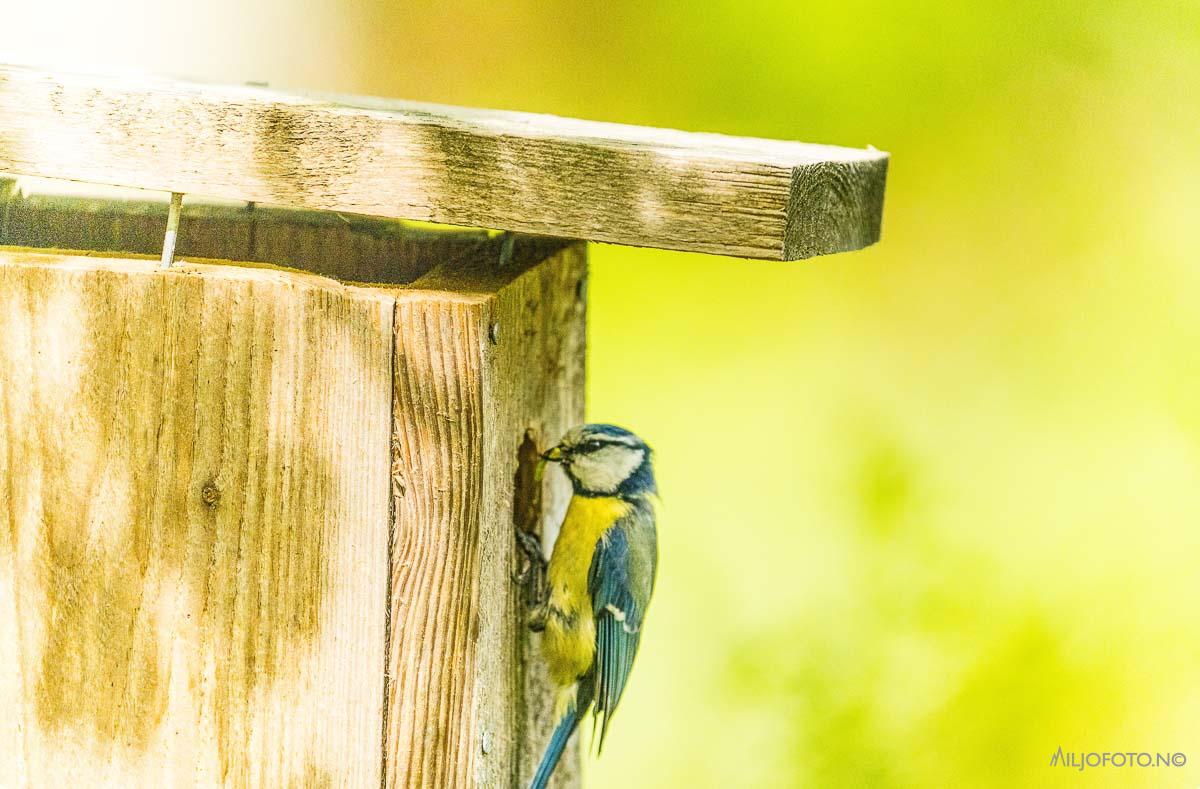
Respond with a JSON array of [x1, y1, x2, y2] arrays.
[[529, 708, 580, 789], [530, 681, 593, 789]]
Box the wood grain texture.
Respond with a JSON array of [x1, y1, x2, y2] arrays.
[[0, 64, 887, 260], [484, 246, 587, 789], [0, 228, 585, 786], [0, 251, 392, 786], [385, 237, 586, 788]]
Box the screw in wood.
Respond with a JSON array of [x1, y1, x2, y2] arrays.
[[159, 192, 184, 269]]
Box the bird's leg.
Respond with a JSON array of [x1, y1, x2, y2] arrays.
[[514, 527, 546, 578], [527, 603, 548, 633], [513, 527, 549, 614]]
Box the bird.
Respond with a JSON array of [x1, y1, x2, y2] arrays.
[[521, 424, 658, 789]]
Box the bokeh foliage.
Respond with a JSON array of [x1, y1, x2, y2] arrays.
[[5, 1, 1200, 785]]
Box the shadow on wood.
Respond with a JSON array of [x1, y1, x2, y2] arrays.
[[0, 197, 585, 787]]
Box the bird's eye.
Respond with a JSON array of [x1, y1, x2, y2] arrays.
[[579, 440, 604, 452]]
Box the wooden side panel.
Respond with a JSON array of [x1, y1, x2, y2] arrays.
[[480, 245, 587, 789], [387, 294, 487, 788], [0, 253, 392, 787], [385, 240, 586, 788]]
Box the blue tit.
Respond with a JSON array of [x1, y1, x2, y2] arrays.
[[526, 424, 658, 789]]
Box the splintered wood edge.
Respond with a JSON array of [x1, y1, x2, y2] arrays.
[[0, 247, 385, 295], [0, 239, 581, 305], [0, 64, 888, 261]]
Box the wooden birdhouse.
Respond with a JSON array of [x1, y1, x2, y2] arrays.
[[0, 64, 887, 787]]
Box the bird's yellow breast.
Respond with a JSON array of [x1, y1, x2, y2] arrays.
[[549, 495, 630, 598], [542, 495, 631, 687]]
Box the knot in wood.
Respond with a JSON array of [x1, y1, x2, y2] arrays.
[[200, 481, 221, 507]]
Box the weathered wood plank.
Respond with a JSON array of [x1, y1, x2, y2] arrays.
[[0, 251, 392, 786], [385, 237, 586, 787], [486, 248, 587, 789], [0, 64, 887, 260], [0, 229, 586, 786]]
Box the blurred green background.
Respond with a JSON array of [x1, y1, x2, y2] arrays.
[[6, 1, 1199, 786]]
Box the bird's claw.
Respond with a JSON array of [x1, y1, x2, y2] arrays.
[[513, 527, 548, 606], [527, 604, 548, 633], [515, 528, 546, 568]]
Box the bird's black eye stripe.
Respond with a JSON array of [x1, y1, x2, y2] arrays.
[[579, 439, 606, 452]]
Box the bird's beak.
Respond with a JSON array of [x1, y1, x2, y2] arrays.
[[535, 445, 562, 482]]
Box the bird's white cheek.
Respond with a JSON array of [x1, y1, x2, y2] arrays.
[[570, 448, 644, 492]]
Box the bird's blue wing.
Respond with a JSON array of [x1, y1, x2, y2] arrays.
[[588, 503, 657, 751]]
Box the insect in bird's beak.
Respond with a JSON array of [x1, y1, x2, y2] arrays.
[[535, 445, 563, 482]]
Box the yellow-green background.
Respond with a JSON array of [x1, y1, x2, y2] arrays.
[[6, 2, 1198, 786]]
